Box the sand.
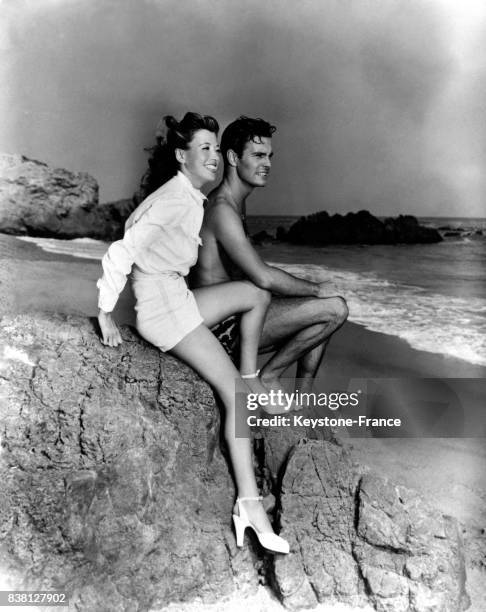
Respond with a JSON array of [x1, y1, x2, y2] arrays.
[[1, 233, 485, 611]]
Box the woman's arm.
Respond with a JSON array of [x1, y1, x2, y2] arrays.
[[96, 191, 191, 346], [97, 239, 138, 313], [98, 309, 123, 346], [96, 219, 164, 346], [96, 237, 137, 347]]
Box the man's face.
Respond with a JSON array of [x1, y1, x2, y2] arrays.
[[236, 136, 273, 188]]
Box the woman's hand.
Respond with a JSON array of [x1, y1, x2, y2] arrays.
[[98, 309, 123, 347]]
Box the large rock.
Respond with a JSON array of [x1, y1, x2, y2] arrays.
[[0, 313, 473, 611], [284, 210, 442, 245], [0, 313, 259, 610], [274, 440, 469, 611], [0, 153, 133, 240]]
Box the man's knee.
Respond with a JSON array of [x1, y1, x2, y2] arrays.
[[331, 296, 348, 325], [316, 295, 348, 326]]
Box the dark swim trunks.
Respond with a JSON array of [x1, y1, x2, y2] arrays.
[[211, 315, 240, 361]]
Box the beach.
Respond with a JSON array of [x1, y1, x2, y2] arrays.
[[1, 231, 485, 610], [4, 1, 486, 608]]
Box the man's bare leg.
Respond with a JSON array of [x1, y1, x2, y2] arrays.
[[295, 338, 330, 392], [259, 296, 348, 392]]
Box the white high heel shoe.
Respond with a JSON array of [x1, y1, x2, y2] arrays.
[[232, 496, 290, 554]]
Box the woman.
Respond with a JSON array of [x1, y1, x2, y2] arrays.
[[97, 112, 289, 554]]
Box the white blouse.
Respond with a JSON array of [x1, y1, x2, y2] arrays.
[[97, 171, 205, 312]]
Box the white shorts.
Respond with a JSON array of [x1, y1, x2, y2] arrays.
[[132, 269, 203, 351]]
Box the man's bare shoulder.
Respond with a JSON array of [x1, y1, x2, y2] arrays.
[[207, 186, 234, 209], [205, 189, 242, 228]]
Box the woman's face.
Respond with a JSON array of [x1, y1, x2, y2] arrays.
[[177, 129, 220, 189]]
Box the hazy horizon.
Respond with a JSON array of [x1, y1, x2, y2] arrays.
[[244, 213, 486, 220], [247, 213, 486, 219], [2, 0, 486, 218]]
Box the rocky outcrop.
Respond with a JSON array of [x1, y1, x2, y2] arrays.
[[283, 210, 442, 245], [0, 154, 133, 240], [0, 313, 259, 610], [382, 215, 443, 244], [274, 441, 469, 612], [0, 313, 471, 611], [251, 230, 275, 246]]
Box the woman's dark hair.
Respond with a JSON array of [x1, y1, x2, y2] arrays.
[[220, 116, 276, 164], [138, 112, 219, 201]]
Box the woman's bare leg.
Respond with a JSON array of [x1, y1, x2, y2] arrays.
[[193, 282, 272, 397], [169, 323, 274, 533], [194, 282, 289, 410]]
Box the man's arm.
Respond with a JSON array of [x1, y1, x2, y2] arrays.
[[211, 204, 332, 297]]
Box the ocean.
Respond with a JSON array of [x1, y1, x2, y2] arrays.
[[16, 216, 486, 367]]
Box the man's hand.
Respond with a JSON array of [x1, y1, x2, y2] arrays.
[[98, 309, 123, 347], [315, 281, 340, 299]]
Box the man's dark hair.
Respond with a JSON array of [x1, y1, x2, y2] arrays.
[[138, 112, 219, 201], [220, 116, 276, 164]]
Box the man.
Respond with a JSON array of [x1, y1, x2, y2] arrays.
[[191, 116, 348, 392]]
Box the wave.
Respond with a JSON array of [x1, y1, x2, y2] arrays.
[[18, 236, 108, 260], [273, 262, 486, 367]]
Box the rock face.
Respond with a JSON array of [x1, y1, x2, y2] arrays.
[[0, 153, 133, 240], [0, 313, 259, 611], [274, 441, 469, 612], [284, 210, 442, 245], [0, 313, 470, 611]]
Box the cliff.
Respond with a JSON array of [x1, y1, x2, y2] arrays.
[[0, 153, 133, 240]]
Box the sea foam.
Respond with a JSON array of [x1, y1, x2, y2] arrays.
[[274, 262, 486, 367], [18, 236, 108, 260]]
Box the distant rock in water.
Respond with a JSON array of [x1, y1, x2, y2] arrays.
[[0, 153, 133, 240], [284, 210, 442, 245], [251, 230, 274, 245]]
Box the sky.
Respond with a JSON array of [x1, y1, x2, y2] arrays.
[[1, 0, 486, 217]]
